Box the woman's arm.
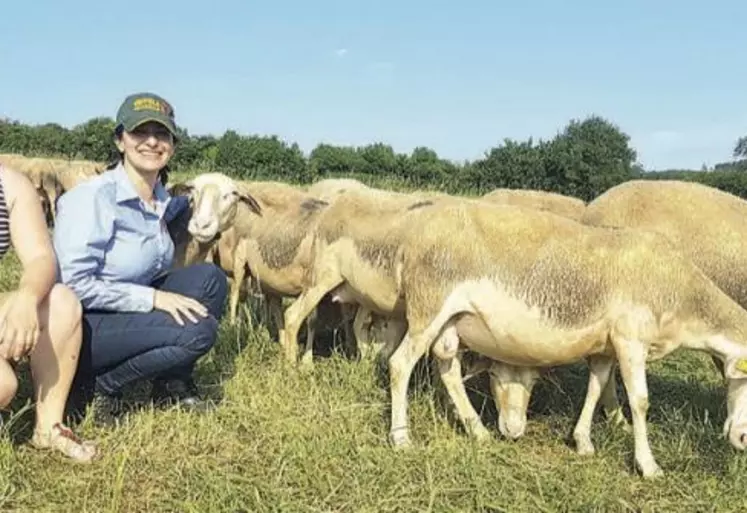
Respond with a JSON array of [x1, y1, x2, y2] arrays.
[[2, 166, 56, 305], [53, 183, 156, 312]]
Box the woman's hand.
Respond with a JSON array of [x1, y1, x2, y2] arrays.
[[153, 290, 208, 326], [0, 289, 41, 361]]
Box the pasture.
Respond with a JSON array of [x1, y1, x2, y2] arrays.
[[0, 172, 746, 512]]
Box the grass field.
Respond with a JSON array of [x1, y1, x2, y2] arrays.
[[1, 177, 747, 512]]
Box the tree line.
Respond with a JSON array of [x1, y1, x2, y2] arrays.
[[1, 115, 746, 201]]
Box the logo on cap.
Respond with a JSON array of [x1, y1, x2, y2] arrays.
[[132, 97, 173, 117]]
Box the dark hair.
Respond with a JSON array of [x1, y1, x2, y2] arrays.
[[110, 124, 171, 186]]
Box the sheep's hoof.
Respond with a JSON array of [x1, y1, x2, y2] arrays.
[[299, 352, 314, 369], [389, 428, 411, 449], [467, 419, 491, 442], [639, 462, 664, 479], [574, 437, 595, 456]]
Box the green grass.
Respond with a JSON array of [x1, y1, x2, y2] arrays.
[[2, 174, 747, 511], [1, 257, 746, 512]]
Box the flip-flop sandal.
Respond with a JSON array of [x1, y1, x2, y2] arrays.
[[30, 422, 97, 463]]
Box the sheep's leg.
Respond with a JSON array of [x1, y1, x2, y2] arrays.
[[229, 259, 247, 327], [282, 276, 343, 364], [431, 324, 491, 442], [390, 287, 474, 446], [598, 362, 629, 430], [48, 190, 58, 225], [340, 303, 358, 359], [300, 307, 318, 368], [388, 331, 430, 448], [353, 307, 374, 359], [612, 337, 662, 478], [378, 318, 407, 363], [267, 294, 284, 344], [573, 355, 615, 455]]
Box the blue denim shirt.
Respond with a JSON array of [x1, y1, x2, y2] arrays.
[[53, 163, 189, 312]]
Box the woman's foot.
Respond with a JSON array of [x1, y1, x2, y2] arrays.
[[151, 378, 215, 413], [30, 422, 97, 463]]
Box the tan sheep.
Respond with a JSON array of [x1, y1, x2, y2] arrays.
[[482, 187, 586, 220], [0, 154, 104, 224], [167, 172, 263, 269], [574, 178, 747, 420], [386, 199, 747, 478], [177, 178, 346, 360], [279, 186, 457, 366], [306, 177, 369, 202]]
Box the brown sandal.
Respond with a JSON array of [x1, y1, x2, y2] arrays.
[[30, 422, 97, 463]]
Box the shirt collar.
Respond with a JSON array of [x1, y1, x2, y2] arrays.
[[113, 162, 172, 215]]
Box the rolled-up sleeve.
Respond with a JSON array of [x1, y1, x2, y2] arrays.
[[53, 188, 155, 312]]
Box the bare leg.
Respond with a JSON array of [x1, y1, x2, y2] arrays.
[[573, 355, 615, 455], [29, 284, 96, 462], [0, 359, 18, 409]]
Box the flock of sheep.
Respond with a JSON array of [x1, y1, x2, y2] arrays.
[[6, 152, 747, 479]]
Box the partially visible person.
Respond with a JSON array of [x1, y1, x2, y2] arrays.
[[0, 162, 96, 462], [53, 92, 228, 426]]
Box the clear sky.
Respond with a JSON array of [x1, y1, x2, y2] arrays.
[[1, 0, 745, 171]]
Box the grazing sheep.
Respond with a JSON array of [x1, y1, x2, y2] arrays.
[[575, 178, 747, 420], [482, 187, 586, 220], [387, 199, 747, 478]]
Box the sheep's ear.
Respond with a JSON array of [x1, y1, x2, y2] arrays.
[[233, 190, 262, 216], [168, 181, 194, 197]]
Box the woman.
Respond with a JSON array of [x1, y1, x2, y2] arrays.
[[0, 162, 96, 462], [53, 92, 228, 426]]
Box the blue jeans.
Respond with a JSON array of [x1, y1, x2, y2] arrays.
[[75, 263, 228, 396]]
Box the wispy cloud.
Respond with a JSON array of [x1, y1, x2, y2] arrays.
[[334, 48, 348, 58]]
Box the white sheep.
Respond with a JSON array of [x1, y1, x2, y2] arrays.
[[386, 199, 747, 478]]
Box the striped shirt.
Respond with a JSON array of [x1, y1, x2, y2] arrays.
[[0, 166, 11, 259]]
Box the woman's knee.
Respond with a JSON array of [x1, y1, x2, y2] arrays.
[[178, 315, 220, 356], [192, 263, 229, 315], [42, 284, 83, 339], [0, 360, 18, 409]]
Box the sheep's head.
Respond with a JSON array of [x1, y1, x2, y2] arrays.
[[170, 173, 261, 244], [721, 355, 747, 450], [488, 361, 540, 440]]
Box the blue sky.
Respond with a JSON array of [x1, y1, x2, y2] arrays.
[[1, 0, 745, 171]]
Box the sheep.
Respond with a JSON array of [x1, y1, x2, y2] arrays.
[[184, 179, 345, 360], [574, 178, 747, 420], [279, 186, 459, 366], [306, 177, 369, 202], [385, 199, 747, 478], [0, 154, 104, 223], [482, 187, 586, 220], [167, 172, 263, 269]]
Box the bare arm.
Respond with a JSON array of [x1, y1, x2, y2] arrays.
[[1, 166, 56, 306]]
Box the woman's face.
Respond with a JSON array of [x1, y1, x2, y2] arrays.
[[116, 121, 175, 174]]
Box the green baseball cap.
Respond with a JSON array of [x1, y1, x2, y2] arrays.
[[115, 92, 178, 137]]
